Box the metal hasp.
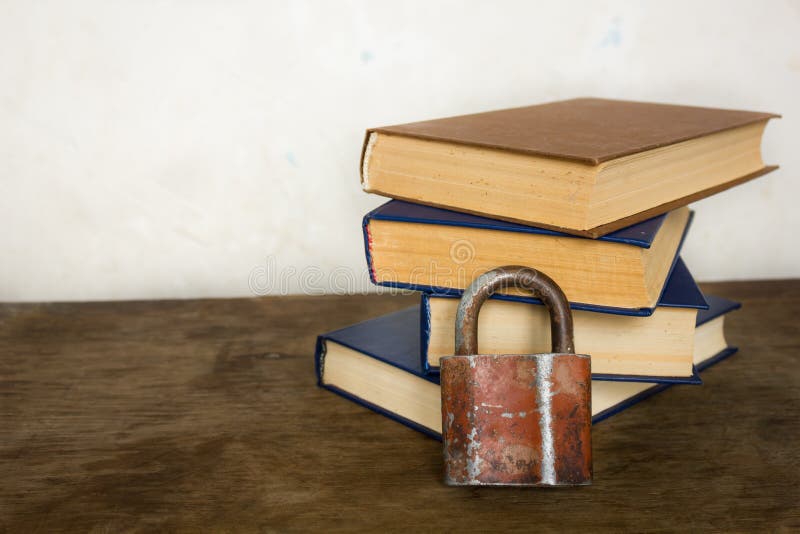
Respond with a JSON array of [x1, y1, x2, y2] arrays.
[[440, 266, 592, 487]]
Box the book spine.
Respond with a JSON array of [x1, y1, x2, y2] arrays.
[[314, 335, 326, 386], [361, 215, 378, 285], [420, 294, 433, 374]]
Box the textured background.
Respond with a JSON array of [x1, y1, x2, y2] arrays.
[[1, 0, 798, 302]]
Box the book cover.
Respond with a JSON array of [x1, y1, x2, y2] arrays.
[[361, 97, 778, 236], [366, 199, 672, 247], [365, 98, 777, 165], [362, 200, 705, 316], [420, 257, 707, 376], [364, 197, 706, 317], [316, 295, 738, 440]]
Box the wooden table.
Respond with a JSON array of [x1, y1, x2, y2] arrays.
[[1, 280, 798, 532]]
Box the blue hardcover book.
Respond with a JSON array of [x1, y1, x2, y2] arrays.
[[363, 200, 695, 315], [315, 295, 739, 440], [421, 257, 707, 379]]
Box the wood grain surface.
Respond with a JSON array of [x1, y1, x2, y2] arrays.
[[1, 281, 799, 532]]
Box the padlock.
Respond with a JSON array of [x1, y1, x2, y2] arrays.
[[440, 265, 592, 486]]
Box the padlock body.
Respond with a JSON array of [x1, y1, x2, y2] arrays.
[[440, 353, 592, 486]]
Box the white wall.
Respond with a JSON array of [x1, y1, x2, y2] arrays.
[[1, 0, 798, 302]]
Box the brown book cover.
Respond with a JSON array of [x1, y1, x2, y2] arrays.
[[366, 97, 778, 165], [361, 98, 779, 237]]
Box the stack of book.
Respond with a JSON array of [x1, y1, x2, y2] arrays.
[[315, 98, 778, 439]]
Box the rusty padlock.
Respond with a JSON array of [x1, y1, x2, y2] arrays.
[[440, 266, 592, 486]]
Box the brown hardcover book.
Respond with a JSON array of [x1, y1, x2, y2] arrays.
[[361, 98, 778, 237]]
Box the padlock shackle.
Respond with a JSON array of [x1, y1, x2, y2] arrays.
[[455, 266, 575, 356]]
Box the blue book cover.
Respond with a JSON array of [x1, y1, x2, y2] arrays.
[[363, 200, 698, 316], [697, 294, 742, 324], [315, 295, 739, 440], [366, 199, 670, 247], [421, 256, 707, 378]]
